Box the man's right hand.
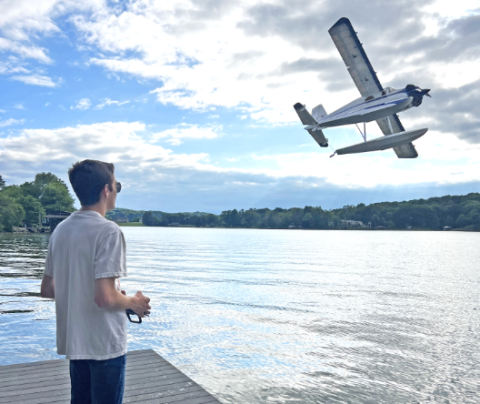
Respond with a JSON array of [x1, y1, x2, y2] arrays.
[[130, 291, 151, 318]]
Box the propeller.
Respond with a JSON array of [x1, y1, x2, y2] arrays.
[[406, 85, 431, 106]]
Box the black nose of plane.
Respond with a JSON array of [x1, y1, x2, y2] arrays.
[[422, 89, 431, 98]]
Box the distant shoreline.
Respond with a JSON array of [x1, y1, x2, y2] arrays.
[[114, 223, 479, 232], [2, 226, 478, 234]]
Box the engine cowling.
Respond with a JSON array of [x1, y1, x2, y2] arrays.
[[405, 84, 431, 107]]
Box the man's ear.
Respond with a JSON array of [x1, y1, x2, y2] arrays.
[[101, 183, 110, 198]]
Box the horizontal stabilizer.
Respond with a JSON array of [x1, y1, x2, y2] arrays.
[[336, 128, 427, 156], [293, 103, 317, 126], [308, 128, 329, 147]]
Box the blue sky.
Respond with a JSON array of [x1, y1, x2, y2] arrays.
[[1, 0, 480, 213]]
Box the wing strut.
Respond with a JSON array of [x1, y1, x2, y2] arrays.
[[355, 122, 367, 141], [387, 117, 393, 134]]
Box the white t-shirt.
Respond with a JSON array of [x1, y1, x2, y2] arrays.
[[44, 210, 128, 360]]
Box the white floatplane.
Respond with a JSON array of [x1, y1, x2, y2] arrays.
[[294, 17, 431, 158]]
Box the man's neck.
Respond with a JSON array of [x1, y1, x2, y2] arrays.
[[80, 204, 107, 217]]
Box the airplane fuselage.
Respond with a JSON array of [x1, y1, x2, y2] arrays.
[[310, 85, 429, 130]]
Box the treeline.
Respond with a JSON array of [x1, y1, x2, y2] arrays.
[[106, 208, 145, 222], [143, 211, 218, 227], [142, 193, 480, 231], [0, 173, 75, 232]]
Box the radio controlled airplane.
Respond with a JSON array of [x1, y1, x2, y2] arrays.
[[294, 17, 431, 158]]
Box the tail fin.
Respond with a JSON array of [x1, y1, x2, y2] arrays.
[[293, 103, 328, 147], [312, 104, 327, 122], [293, 103, 317, 125]]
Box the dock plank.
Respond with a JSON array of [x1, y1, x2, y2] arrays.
[[0, 350, 222, 404], [0, 357, 175, 390]]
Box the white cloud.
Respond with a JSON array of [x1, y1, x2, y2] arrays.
[[0, 60, 30, 75], [69, 2, 340, 122], [66, 0, 480, 131], [0, 0, 61, 41], [0, 0, 109, 89], [151, 123, 221, 145], [71, 98, 91, 110], [0, 118, 25, 127], [247, 128, 480, 188], [0, 0, 478, 137], [0, 109, 5, 113], [0, 121, 233, 210], [165, 138, 183, 146], [0, 37, 52, 63], [94, 98, 130, 109], [0, 121, 213, 169], [0, 120, 478, 212], [0, 0, 107, 41], [12, 74, 57, 87], [14, 104, 24, 109]]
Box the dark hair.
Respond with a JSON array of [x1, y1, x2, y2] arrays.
[[68, 160, 115, 206]]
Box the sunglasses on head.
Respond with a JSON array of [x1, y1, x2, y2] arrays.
[[116, 182, 121, 193]]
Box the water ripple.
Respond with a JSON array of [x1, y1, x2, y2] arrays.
[[1, 229, 480, 403]]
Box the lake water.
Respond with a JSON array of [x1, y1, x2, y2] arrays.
[[1, 228, 480, 403]]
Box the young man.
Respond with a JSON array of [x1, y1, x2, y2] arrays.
[[41, 159, 151, 404]]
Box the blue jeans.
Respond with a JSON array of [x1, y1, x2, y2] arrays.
[[70, 354, 126, 404]]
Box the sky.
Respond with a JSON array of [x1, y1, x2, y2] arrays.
[[1, 0, 479, 213]]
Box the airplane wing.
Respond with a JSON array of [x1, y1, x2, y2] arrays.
[[376, 114, 418, 158], [328, 17, 383, 97]]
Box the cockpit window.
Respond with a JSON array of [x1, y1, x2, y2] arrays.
[[383, 87, 397, 95]]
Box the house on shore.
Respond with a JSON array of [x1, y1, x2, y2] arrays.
[[341, 220, 372, 228], [45, 211, 72, 232]]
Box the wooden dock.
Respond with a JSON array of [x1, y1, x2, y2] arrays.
[[0, 349, 222, 404]]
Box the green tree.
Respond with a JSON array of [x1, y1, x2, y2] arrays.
[[267, 211, 281, 228], [386, 220, 396, 229], [0, 194, 25, 232], [243, 210, 260, 228], [206, 214, 219, 227], [1, 185, 24, 200], [302, 212, 314, 229], [142, 211, 162, 226], [461, 200, 480, 215], [443, 216, 455, 228], [472, 213, 480, 230], [0, 175, 5, 191], [455, 214, 468, 228], [21, 172, 69, 200], [39, 182, 75, 214], [18, 195, 45, 227], [424, 207, 440, 229]]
